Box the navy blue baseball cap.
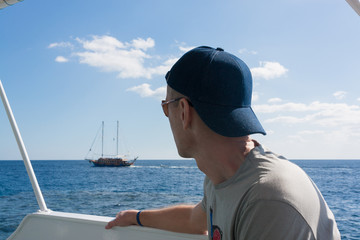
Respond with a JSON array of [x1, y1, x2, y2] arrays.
[[165, 46, 266, 137]]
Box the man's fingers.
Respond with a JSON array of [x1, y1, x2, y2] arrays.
[[105, 210, 138, 230], [105, 219, 117, 229]]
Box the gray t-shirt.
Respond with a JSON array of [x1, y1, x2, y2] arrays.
[[201, 144, 340, 240]]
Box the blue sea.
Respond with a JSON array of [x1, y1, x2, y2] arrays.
[[0, 160, 359, 240]]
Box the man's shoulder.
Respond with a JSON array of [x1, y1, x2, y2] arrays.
[[248, 149, 314, 204], [241, 145, 320, 213]]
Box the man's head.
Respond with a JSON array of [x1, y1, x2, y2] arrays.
[[165, 46, 266, 137]]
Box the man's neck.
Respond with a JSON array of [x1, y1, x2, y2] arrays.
[[195, 137, 257, 185]]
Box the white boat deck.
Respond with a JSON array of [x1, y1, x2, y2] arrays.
[[8, 211, 208, 240]]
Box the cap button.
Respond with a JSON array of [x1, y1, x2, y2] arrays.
[[216, 47, 224, 51]]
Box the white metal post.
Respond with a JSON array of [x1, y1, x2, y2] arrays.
[[0, 80, 48, 212], [346, 0, 360, 16]]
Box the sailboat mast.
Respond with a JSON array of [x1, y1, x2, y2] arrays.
[[101, 121, 104, 157], [117, 120, 119, 157]]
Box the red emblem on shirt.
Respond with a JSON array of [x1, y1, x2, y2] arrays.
[[212, 226, 222, 240]]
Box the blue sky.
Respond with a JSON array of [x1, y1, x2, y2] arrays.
[[1, 0, 359, 160]]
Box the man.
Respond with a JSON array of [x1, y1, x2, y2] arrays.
[[106, 46, 340, 240]]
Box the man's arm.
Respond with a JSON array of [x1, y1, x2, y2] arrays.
[[105, 201, 207, 235]]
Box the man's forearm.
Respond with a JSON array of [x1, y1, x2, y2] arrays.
[[139, 204, 207, 234], [106, 202, 207, 235]]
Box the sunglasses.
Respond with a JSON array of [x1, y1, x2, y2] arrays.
[[161, 97, 193, 117]]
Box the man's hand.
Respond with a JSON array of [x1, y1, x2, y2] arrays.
[[105, 210, 138, 229]]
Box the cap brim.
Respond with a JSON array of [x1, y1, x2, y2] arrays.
[[191, 100, 266, 137]]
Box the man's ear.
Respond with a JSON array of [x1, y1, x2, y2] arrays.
[[179, 98, 192, 130]]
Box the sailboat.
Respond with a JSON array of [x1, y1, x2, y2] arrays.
[[86, 121, 138, 167]]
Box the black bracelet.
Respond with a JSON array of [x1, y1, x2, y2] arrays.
[[136, 210, 144, 227]]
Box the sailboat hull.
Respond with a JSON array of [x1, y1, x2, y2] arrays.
[[89, 158, 136, 167]]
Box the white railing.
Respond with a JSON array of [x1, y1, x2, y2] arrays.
[[0, 80, 48, 212], [0, 0, 24, 10], [346, 0, 360, 16]]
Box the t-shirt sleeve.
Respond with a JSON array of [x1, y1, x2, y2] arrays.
[[236, 200, 316, 240]]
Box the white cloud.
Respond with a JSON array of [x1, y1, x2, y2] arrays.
[[50, 35, 177, 79], [251, 61, 288, 80], [48, 42, 73, 49], [264, 115, 307, 124], [255, 100, 360, 158], [255, 102, 309, 113], [174, 41, 195, 53], [77, 35, 125, 52], [286, 126, 360, 154], [255, 101, 360, 129], [72, 35, 173, 79], [268, 98, 282, 104], [131, 38, 155, 50], [179, 45, 195, 53], [266, 129, 275, 135], [256, 101, 359, 113], [357, 97, 360, 102], [333, 91, 347, 100], [126, 83, 166, 100], [163, 58, 179, 67], [55, 56, 68, 63], [297, 130, 325, 135], [252, 92, 259, 102]]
